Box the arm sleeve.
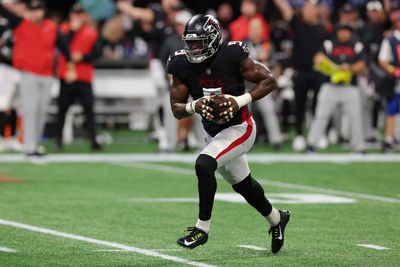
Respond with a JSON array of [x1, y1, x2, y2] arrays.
[[56, 30, 72, 61], [289, 14, 300, 29], [82, 38, 102, 62], [354, 42, 365, 62], [378, 38, 392, 63], [0, 4, 23, 29], [64, 30, 76, 43]]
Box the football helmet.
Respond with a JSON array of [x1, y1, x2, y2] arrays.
[[182, 14, 223, 63]]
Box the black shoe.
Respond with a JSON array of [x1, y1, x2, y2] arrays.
[[382, 141, 394, 153], [177, 227, 208, 249], [91, 142, 102, 151], [268, 210, 290, 254], [305, 145, 315, 154], [25, 151, 46, 158]]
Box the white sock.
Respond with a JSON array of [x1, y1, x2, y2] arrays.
[[195, 219, 210, 233], [385, 136, 393, 143], [265, 208, 280, 226]]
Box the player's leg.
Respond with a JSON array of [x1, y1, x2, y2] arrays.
[[342, 86, 364, 152], [307, 83, 338, 151], [176, 153, 217, 249], [55, 80, 74, 150], [219, 156, 290, 253], [177, 116, 255, 249]]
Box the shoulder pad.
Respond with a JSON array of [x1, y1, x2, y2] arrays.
[[227, 41, 249, 54], [167, 50, 188, 76]]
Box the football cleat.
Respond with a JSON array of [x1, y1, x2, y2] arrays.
[[177, 227, 208, 249], [268, 210, 290, 254]]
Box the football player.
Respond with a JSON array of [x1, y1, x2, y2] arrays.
[[167, 14, 290, 253]]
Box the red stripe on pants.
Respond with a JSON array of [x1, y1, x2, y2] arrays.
[[215, 116, 253, 160]]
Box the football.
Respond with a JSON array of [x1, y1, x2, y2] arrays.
[[208, 94, 230, 124]]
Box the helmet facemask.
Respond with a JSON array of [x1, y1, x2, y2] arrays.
[[183, 33, 220, 63]]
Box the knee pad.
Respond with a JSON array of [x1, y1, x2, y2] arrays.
[[195, 154, 217, 178]]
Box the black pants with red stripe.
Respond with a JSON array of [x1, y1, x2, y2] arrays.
[[55, 80, 96, 146]]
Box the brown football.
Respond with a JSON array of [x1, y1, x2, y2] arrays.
[[208, 94, 230, 124]]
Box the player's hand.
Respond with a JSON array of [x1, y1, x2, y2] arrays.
[[117, 0, 132, 13], [218, 95, 239, 123], [65, 63, 77, 83], [392, 67, 400, 78], [194, 97, 213, 122], [72, 52, 83, 63]]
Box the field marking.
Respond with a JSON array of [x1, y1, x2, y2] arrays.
[[0, 246, 16, 253], [113, 162, 194, 175], [2, 153, 400, 163], [112, 162, 400, 204], [356, 244, 390, 250], [95, 248, 183, 252], [125, 193, 356, 204], [237, 245, 267, 251], [257, 180, 400, 203], [0, 219, 217, 267]]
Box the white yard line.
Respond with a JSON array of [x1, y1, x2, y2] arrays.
[[356, 244, 390, 250], [237, 245, 267, 251], [111, 162, 400, 204], [113, 162, 194, 175], [0, 219, 217, 267], [0, 246, 16, 253], [257, 180, 400, 203], [2, 153, 400, 163]]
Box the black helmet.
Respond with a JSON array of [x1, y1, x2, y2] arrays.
[[182, 14, 223, 63]]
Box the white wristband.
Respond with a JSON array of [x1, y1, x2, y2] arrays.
[[233, 93, 252, 109], [185, 99, 198, 115]]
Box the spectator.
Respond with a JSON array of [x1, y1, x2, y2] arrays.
[[378, 6, 400, 152], [362, 0, 387, 142], [273, 0, 328, 151], [55, 3, 102, 151], [117, 0, 183, 151], [245, 17, 283, 148], [216, 2, 234, 40], [338, 3, 366, 41], [307, 24, 365, 153], [229, 0, 270, 41], [159, 9, 193, 152], [0, 0, 76, 157]]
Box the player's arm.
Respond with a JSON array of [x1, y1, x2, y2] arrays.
[[272, 0, 294, 22], [219, 57, 277, 121], [241, 57, 277, 101], [0, 3, 23, 29], [116, 0, 154, 24], [378, 38, 400, 77], [170, 75, 213, 121]]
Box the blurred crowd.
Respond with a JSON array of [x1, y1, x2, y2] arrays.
[[1, 0, 400, 155]]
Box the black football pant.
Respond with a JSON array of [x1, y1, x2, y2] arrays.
[[56, 80, 96, 146], [293, 70, 324, 135]]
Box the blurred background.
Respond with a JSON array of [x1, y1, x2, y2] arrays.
[[1, 0, 400, 156]]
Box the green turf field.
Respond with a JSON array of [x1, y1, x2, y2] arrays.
[[0, 159, 399, 266]]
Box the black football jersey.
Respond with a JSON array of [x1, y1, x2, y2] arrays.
[[167, 41, 251, 137]]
